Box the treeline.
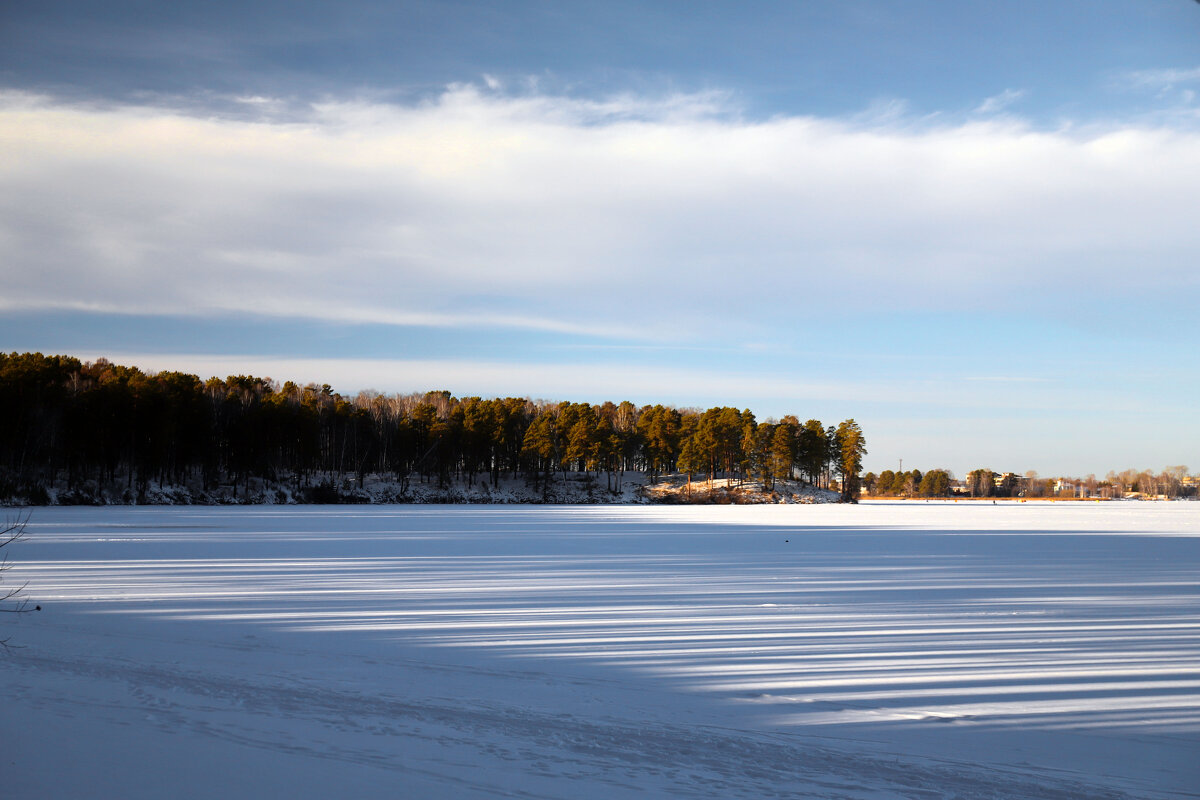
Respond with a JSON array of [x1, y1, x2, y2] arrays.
[[865, 467, 1197, 500], [962, 468, 1195, 500], [0, 352, 867, 503], [864, 467, 1030, 498], [1100, 467, 1195, 499], [863, 469, 953, 497]]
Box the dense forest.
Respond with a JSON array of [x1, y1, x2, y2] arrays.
[[0, 352, 867, 504]]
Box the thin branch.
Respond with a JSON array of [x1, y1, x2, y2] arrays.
[[1, 512, 36, 649], [1, 510, 31, 547]]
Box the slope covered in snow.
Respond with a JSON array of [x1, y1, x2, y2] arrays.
[[21, 471, 842, 506], [3, 503, 1198, 798]]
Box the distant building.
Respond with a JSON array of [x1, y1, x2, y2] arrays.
[[994, 472, 1022, 495]]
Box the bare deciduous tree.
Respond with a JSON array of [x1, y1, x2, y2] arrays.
[[2, 513, 37, 647]]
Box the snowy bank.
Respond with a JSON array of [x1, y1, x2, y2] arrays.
[[4, 472, 843, 506]]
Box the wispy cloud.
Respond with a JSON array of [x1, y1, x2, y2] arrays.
[[1121, 67, 1200, 90], [974, 88, 1026, 114], [1113, 67, 1200, 114]]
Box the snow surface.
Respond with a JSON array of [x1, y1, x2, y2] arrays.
[[3, 502, 1198, 799]]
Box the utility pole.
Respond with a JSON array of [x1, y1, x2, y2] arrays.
[[899, 458, 903, 473]]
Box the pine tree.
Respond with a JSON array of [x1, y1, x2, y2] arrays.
[[677, 435, 702, 500], [834, 419, 867, 503]]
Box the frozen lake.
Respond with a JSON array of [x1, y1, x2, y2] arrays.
[[4, 502, 1199, 799]]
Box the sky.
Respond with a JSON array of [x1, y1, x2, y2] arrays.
[[2, 0, 1199, 478]]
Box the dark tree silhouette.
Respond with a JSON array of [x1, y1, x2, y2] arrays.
[[0, 352, 859, 504]]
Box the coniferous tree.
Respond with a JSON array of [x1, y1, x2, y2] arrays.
[[676, 435, 702, 500], [918, 469, 951, 497], [798, 419, 828, 487], [834, 419, 867, 503], [769, 419, 798, 486]]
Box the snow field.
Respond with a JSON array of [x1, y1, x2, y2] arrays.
[[3, 502, 1199, 798]]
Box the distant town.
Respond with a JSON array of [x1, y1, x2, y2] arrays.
[[863, 467, 1197, 500]]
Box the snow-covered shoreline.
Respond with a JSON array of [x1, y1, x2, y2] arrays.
[[4, 472, 843, 506]]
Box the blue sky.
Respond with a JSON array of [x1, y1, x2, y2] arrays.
[[2, 1, 1199, 477]]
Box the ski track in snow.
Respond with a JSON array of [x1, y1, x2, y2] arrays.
[[3, 502, 1199, 799]]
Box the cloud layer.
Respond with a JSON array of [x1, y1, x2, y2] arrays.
[[4, 86, 1198, 343]]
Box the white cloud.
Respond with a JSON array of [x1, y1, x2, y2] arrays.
[[1122, 67, 1200, 90], [974, 88, 1025, 114], [2, 87, 1198, 343]]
